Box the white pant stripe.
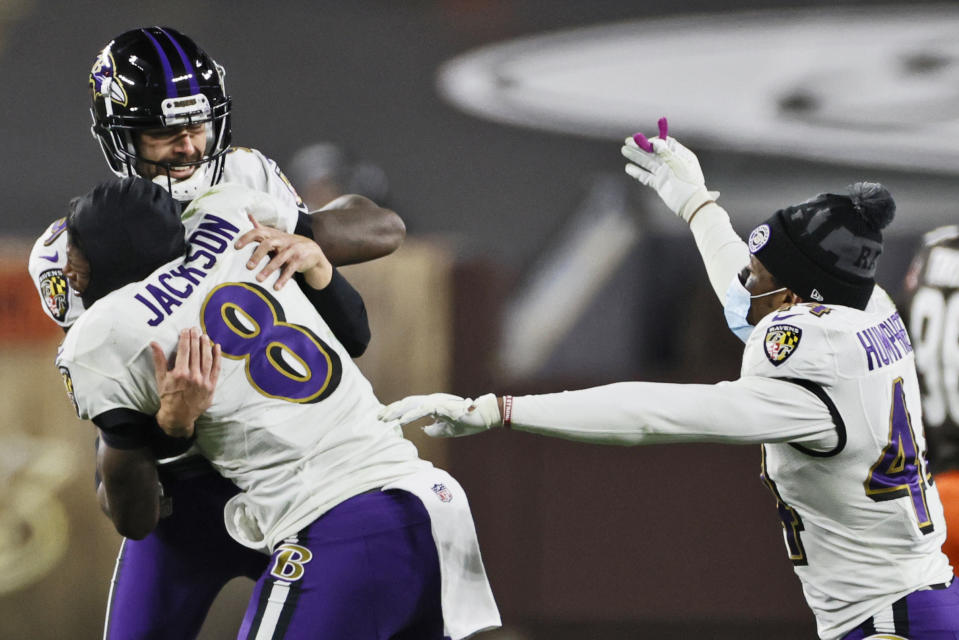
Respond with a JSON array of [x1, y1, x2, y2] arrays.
[[253, 580, 291, 640], [102, 538, 127, 640], [870, 603, 896, 633]]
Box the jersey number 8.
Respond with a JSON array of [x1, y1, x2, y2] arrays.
[[201, 282, 342, 403]]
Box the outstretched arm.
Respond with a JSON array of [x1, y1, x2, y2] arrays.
[[621, 118, 748, 303], [379, 378, 838, 450]]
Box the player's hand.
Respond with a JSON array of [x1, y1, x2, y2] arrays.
[[621, 117, 719, 223], [235, 215, 333, 291], [377, 393, 502, 438], [150, 327, 221, 439]]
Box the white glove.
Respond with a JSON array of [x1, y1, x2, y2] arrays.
[[621, 118, 719, 223], [377, 392, 502, 438]]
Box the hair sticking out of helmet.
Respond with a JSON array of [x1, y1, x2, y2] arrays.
[[88, 26, 232, 201]]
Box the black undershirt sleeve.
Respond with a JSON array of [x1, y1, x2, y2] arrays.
[[92, 408, 196, 458], [295, 268, 370, 357], [292, 211, 370, 357], [294, 211, 315, 239]]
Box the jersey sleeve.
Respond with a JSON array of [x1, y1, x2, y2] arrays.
[[740, 305, 843, 384], [510, 377, 836, 447], [56, 312, 159, 422], [183, 182, 297, 234], [243, 189, 299, 233], [687, 201, 750, 303], [27, 218, 85, 328], [223, 146, 307, 215]]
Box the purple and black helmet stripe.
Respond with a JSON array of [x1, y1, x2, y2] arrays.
[[140, 27, 200, 98], [157, 28, 201, 94]]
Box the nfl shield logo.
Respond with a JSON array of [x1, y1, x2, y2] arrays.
[[431, 483, 453, 503], [764, 323, 802, 366]]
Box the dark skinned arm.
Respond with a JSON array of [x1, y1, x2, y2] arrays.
[[305, 194, 405, 266], [96, 427, 161, 539]]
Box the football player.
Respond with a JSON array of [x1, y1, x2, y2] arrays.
[[902, 225, 959, 577], [27, 26, 404, 639], [379, 127, 959, 638], [57, 178, 500, 639]]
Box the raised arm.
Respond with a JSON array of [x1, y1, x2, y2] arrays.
[[621, 118, 748, 304]]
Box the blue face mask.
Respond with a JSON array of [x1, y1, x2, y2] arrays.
[[723, 275, 786, 344]]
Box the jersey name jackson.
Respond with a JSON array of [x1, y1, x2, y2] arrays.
[[135, 213, 239, 326]]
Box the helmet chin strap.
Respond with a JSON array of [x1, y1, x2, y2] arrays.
[[152, 164, 212, 202]]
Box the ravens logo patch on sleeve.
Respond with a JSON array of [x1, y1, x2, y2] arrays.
[[764, 323, 802, 366], [39, 269, 70, 322]]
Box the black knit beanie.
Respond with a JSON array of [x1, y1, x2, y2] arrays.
[[746, 182, 896, 310], [68, 177, 186, 307]]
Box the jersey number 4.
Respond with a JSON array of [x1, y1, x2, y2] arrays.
[[765, 378, 933, 565], [201, 282, 343, 403], [864, 377, 935, 534]]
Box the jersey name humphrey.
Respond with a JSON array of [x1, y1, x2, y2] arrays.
[[856, 311, 913, 371]]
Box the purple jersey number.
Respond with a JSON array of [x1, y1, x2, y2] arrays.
[[864, 377, 934, 534], [202, 282, 342, 403]]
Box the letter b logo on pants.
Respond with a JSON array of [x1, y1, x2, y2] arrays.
[[270, 544, 313, 581]]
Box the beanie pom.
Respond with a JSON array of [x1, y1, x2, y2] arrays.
[[848, 182, 895, 231]]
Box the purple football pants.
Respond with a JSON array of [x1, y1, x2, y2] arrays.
[[238, 489, 449, 640], [841, 578, 959, 639], [103, 467, 268, 640]]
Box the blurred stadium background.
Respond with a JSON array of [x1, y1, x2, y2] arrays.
[[2, 0, 957, 637]]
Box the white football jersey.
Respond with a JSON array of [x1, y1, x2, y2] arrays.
[[57, 183, 429, 553], [508, 289, 952, 640], [744, 291, 952, 639], [28, 147, 305, 329]]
